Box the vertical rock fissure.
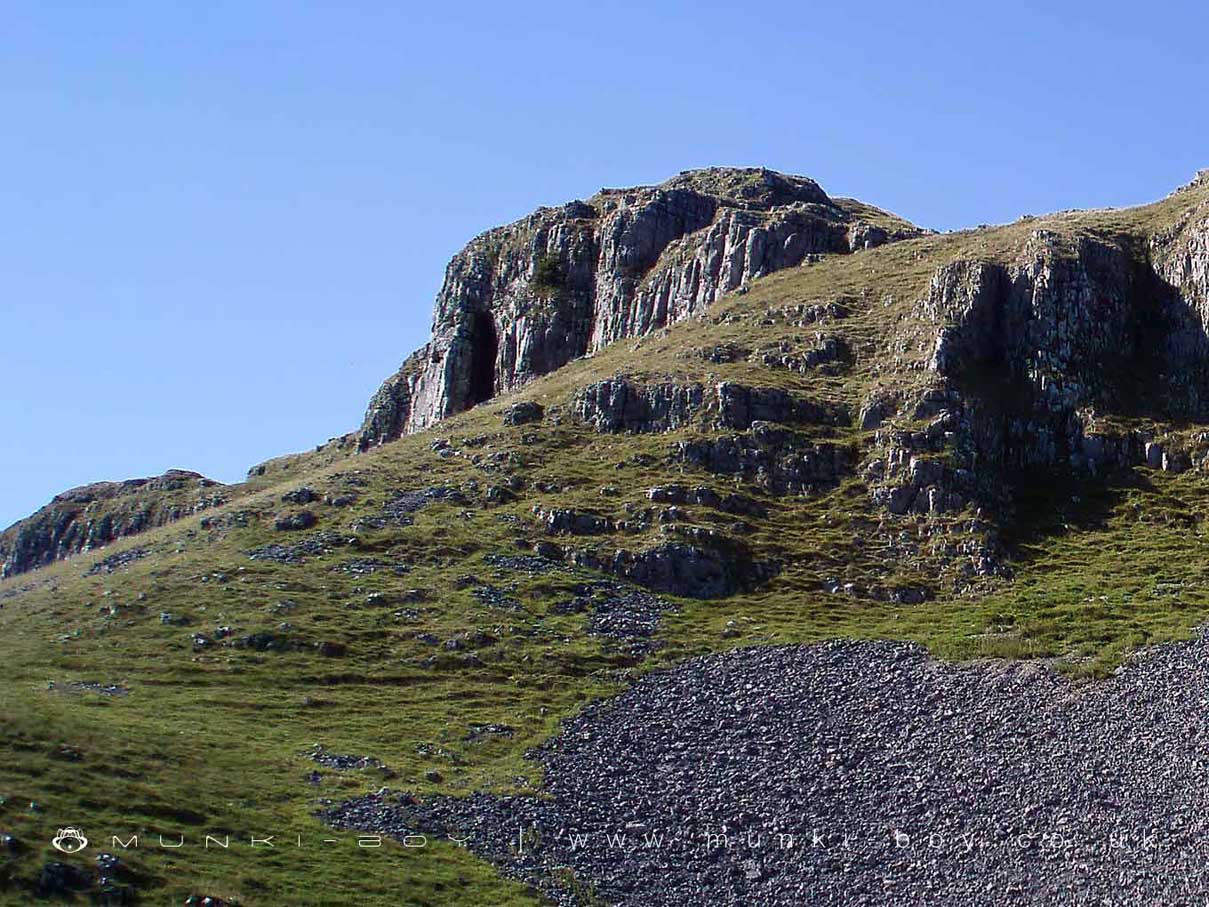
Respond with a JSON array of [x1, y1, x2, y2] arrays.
[[468, 310, 498, 406]]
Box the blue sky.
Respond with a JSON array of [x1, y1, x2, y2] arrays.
[[1, 0, 1206, 529]]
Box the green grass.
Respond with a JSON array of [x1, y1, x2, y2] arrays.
[[2, 176, 1209, 905]]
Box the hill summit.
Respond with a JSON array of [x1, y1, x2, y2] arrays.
[[358, 167, 923, 446]]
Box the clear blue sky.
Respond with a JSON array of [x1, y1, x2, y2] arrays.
[[2, 1, 1206, 529]]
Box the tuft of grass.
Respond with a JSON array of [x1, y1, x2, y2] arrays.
[[531, 254, 565, 298]]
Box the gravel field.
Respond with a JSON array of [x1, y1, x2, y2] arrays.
[[325, 633, 1209, 905]]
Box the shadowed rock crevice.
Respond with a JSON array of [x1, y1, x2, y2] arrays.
[[467, 310, 498, 406]]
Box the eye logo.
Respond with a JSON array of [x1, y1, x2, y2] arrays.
[[51, 827, 88, 854]]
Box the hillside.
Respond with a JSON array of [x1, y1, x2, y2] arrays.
[[1, 168, 1209, 905]]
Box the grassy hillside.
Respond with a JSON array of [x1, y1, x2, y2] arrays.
[[2, 178, 1209, 905]]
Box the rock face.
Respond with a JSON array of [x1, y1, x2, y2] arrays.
[[1153, 189, 1209, 393], [867, 226, 1209, 520], [0, 470, 223, 578], [572, 377, 847, 434], [675, 424, 853, 495], [565, 541, 762, 599], [359, 167, 921, 447]]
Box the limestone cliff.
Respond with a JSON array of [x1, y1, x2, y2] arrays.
[[0, 470, 224, 578], [359, 167, 922, 447], [864, 187, 1209, 529]]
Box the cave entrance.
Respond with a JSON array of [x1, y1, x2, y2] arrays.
[[467, 311, 498, 406]]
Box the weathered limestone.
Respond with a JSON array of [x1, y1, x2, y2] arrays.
[[674, 423, 852, 494], [0, 470, 223, 578], [571, 377, 846, 434], [359, 168, 919, 447], [868, 223, 1209, 543]]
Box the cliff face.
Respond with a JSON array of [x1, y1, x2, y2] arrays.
[[1154, 177, 1209, 378], [359, 167, 922, 447], [0, 469, 224, 578], [864, 192, 1209, 528]]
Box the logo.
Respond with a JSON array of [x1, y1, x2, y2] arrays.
[[51, 827, 88, 854]]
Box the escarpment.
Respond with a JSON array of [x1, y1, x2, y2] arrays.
[[12, 169, 1209, 606], [862, 202, 1209, 580], [0, 470, 224, 578], [359, 167, 922, 447]]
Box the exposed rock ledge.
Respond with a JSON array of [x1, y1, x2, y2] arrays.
[[1, 470, 223, 578], [572, 377, 847, 433], [863, 222, 1209, 508], [359, 167, 920, 447]]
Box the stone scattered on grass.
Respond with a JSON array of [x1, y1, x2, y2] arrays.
[[553, 581, 676, 648], [353, 486, 466, 531], [335, 558, 411, 577], [310, 745, 389, 772], [48, 680, 130, 697], [246, 531, 346, 564], [471, 585, 524, 612], [325, 632, 1209, 906], [85, 547, 149, 576], [483, 553, 561, 575]]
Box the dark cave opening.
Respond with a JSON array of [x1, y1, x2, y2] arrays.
[[468, 311, 498, 406]]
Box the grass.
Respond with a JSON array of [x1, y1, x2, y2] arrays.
[[1, 176, 1208, 905]]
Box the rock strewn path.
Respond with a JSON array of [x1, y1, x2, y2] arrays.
[[326, 633, 1209, 905]]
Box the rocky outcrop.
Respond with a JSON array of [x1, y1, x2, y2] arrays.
[[674, 423, 853, 494], [573, 379, 705, 433], [572, 377, 846, 433], [1152, 190, 1209, 400], [532, 506, 613, 536], [359, 167, 920, 447], [566, 541, 762, 599], [646, 484, 768, 518], [1, 470, 224, 578], [863, 223, 1209, 578]]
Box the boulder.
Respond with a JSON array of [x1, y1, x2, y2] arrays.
[[281, 486, 318, 504], [274, 511, 317, 531], [36, 861, 93, 897], [502, 401, 545, 426]]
